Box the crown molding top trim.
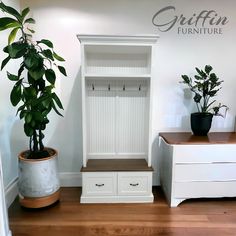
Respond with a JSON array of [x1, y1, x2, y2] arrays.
[[77, 34, 159, 44]]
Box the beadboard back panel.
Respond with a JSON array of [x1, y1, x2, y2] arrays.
[[86, 80, 149, 159]]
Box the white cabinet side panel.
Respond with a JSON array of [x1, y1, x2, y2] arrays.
[[159, 138, 174, 204]]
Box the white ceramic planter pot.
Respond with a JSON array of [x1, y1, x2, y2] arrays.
[[18, 148, 60, 208]]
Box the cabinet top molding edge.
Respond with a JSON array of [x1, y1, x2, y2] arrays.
[[77, 34, 159, 44], [159, 132, 236, 145]]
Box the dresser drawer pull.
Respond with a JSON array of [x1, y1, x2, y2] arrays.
[[130, 183, 139, 187], [95, 183, 105, 187]]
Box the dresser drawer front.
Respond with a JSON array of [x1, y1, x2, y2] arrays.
[[175, 182, 236, 198], [175, 163, 236, 182], [174, 145, 236, 163], [82, 173, 117, 196], [118, 172, 152, 196]]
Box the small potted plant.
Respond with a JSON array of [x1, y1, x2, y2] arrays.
[[0, 2, 67, 207], [181, 65, 228, 136]]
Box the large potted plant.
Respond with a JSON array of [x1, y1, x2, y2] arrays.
[[0, 2, 67, 207], [181, 65, 228, 136]]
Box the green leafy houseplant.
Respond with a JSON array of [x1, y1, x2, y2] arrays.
[[181, 65, 228, 116], [0, 2, 67, 158]]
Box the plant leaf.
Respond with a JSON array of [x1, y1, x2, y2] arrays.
[[37, 39, 54, 48], [8, 27, 20, 45], [24, 53, 42, 69], [24, 18, 35, 24], [7, 42, 28, 58], [0, 17, 20, 31], [7, 72, 18, 81], [18, 64, 25, 77], [205, 65, 213, 74], [52, 92, 63, 109], [16, 104, 26, 115], [181, 75, 190, 84], [24, 123, 33, 137], [42, 97, 51, 109], [27, 28, 35, 34], [58, 65, 67, 76], [33, 111, 44, 122], [1, 56, 11, 70], [45, 69, 56, 84], [193, 93, 202, 103], [29, 68, 45, 80], [51, 101, 63, 116], [20, 110, 26, 119], [53, 52, 65, 61], [10, 84, 22, 106], [41, 49, 54, 61], [25, 113, 32, 123], [0, 2, 21, 21], [194, 75, 202, 80], [21, 7, 30, 21]]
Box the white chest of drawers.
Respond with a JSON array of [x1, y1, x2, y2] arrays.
[[159, 132, 236, 207]]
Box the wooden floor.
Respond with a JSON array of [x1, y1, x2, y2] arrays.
[[8, 187, 236, 236]]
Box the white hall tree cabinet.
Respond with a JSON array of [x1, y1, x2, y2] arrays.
[[77, 35, 158, 203], [159, 132, 236, 207]]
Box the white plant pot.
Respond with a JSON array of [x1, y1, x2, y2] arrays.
[[18, 148, 60, 208]]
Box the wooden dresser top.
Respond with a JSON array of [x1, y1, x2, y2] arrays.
[[159, 132, 236, 145]]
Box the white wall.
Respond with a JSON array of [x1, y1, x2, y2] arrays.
[[0, 1, 20, 236], [0, 0, 23, 190], [2, 0, 234, 185]]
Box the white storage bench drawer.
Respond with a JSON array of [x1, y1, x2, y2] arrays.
[[80, 159, 154, 203], [81, 171, 153, 203], [118, 172, 152, 196], [82, 172, 117, 196]]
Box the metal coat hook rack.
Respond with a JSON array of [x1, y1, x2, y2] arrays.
[[89, 82, 145, 91]]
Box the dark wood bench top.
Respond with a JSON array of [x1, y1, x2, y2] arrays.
[[81, 159, 153, 172], [159, 132, 236, 145]]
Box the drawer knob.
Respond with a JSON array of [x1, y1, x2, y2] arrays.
[[130, 183, 139, 187], [95, 183, 105, 187]]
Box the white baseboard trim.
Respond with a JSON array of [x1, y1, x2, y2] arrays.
[[81, 194, 154, 203], [5, 178, 18, 208], [59, 172, 82, 187]]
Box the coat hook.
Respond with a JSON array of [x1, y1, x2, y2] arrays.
[[139, 84, 141, 91], [108, 84, 110, 91], [92, 84, 95, 91], [123, 84, 125, 91]]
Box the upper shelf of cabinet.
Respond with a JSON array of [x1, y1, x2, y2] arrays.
[[84, 45, 152, 77], [77, 35, 159, 79]]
